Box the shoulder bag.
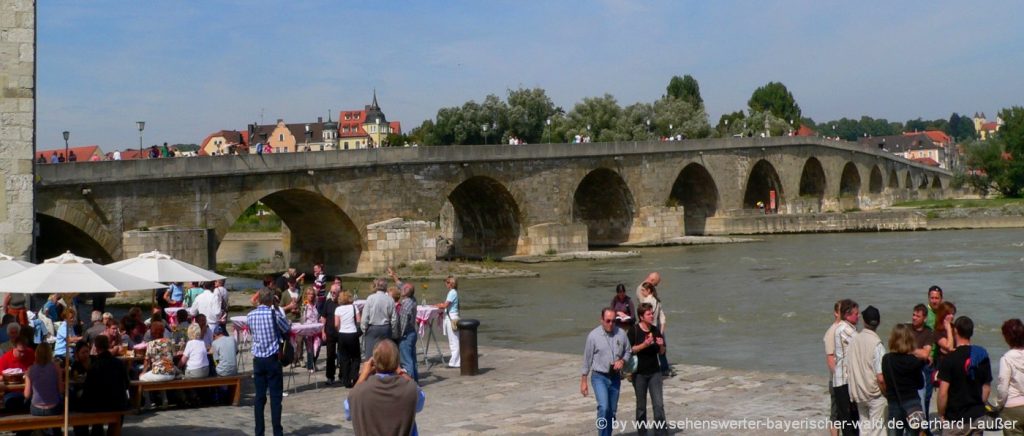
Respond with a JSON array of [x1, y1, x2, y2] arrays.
[[272, 308, 295, 366], [884, 355, 925, 432], [352, 305, 363, 338]]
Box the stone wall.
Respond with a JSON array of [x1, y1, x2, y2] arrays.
[[711, 210, 928, 234], [122, 227, 213, 269], [358, 218, 438, 273], [519, 222, 587, 255], [628, 206, 685, 242], [0, 0, 34, 259]]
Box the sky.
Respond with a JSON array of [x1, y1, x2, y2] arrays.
[[36, 1, 1023, 151]]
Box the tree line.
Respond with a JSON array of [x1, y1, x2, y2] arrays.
[[395, 77, 988, 147]]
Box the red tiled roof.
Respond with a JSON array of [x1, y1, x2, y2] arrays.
[[338, 110, 369, 138], [389, 121, 402, 136], [982, 122, 1000, 131], [794, 124, 815, 136], [36, 145, 103, 162], [903, 130, 951, 145], [911, 157, 941, 167]]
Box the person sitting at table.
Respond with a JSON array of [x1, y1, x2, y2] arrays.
[[24, 341, 63, 417], [335, 290, 362, 388], [74, 335, 129, 436], [195, 314, 214, 348], [180, 324, 209, 380], [0, 322, 20, 354], [301, 287, 321, 373], [0, 336, 35, 410], [140, 320, 178, 382], [170, 309, 190, 346], [211, 325, 237, 377], [82, 310, 107, 347]]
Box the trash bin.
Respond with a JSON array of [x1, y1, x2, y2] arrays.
[[457, 319, 480, 376]]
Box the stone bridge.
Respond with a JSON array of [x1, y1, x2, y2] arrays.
[[34, 137, 951, 274]]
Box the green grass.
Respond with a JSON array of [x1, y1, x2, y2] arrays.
[[892, 198, 1024, 209]]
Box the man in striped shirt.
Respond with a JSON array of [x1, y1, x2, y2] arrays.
[[247, 288, 291, 436], [833, 299, 860, 436]]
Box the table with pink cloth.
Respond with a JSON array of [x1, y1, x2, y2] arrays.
[[290, 322, 323, 350], [416, 305, 445, 367], [353, 299, 366, 312], [164, 307, 191, 326], [230, 315, 250, 344]]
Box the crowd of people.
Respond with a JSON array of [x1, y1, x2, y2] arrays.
[[244, 264, 460, 436], [581, 272, 671, 436], [824, 285, 1024, 436]]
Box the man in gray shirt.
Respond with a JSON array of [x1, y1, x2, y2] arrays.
[[581, 308, 631, 436], [211, 325, 237, 376], [360, 278, 397, 361]]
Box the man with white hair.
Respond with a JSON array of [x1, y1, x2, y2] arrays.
[[0, 323, 20, 354], [360, 278, 397, 362], [636, 272, 669, 375]]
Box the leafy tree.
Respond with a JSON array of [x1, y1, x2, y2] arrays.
[[384, 132, 408, 147], [408, 120, 439, 146], [964, 140, 1007, 196], [666, 75, 703, 107], [744, 110, 793, 137], [962, 107, 1024, 197], [506, 87, 557, 143], [564, 94, 622, 142], [998, 106, 1024, 155], [652, 96, 710, 139], [609, 102, 655, 141], [714, 111, 746, 137], [747, 82, 801, 124]]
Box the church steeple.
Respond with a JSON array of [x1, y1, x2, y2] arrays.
[[371, 89, 380, 110]]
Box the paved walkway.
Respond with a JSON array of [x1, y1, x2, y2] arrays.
[[123, 343, 830, 435]]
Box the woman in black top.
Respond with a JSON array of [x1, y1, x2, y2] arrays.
[[882, 323, 927, 435], [628, 303, 667, 435]]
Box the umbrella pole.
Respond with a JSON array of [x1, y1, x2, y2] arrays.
[[64, 321, 70, 436]]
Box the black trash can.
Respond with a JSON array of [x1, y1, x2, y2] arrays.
[[457, 319, 480, 376]]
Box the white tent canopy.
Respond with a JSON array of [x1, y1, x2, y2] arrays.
[[0, 251, 164, 294], [0, 253, 33, 279], [106, 250, 224, 283]]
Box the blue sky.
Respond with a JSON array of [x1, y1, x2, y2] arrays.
[[37, 1, 1022, 150]]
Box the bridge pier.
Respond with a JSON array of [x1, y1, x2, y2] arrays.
[[122, 227, 215, 270]]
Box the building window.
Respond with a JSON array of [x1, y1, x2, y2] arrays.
[[279, 134, 284, 142]]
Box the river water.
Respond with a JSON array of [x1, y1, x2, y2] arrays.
[[427, 228, 1024, 376], [220, 228, 1024, 376]]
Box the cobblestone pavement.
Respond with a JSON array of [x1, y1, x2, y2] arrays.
[[122, 343, 830, 435]]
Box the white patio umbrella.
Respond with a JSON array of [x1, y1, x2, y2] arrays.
[[0, 253, 33, 278], [0, 251, 164, 435], [106, 250, 225, 282]]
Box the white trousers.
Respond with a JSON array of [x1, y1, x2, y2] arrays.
[[855, 395, 887, 436], [444, 317, 460, 367]]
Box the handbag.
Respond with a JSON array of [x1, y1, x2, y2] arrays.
[[273, 308, 295, 366], [352, 305, 363, 338], [884, 356, 925, 432], [622, 355, 639, 375]]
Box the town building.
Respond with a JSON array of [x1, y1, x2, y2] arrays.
[[35, 145, 104, 162], [972, 112, 1003, 141], [199, 130, 249, 156], [858, 130, 956, 170], [338, 92, 402, 150]]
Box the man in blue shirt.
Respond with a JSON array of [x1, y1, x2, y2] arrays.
[[247, 288, 290, 436]]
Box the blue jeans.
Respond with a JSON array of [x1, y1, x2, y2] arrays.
[[591, 371, 621, 436], [919, 364, 933, 423], [253, 356, 284, 436], [887, 396, 922, 436], [399, 329, 419, 382]]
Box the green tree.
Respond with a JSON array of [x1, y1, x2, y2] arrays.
[[564, 94, 622, 142], [506, 87, 556, 143], [714, 111, 746, 137], [652, 96, 710, 139], [747, 82, 801, 124], [666, 75, 703, 107], [408, 120, 439, 146], [964, 140, 1006, 196]]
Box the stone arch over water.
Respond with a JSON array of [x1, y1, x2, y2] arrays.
[[839, 162, 861, 197], [905, 172, 914, 191], [918, 172, 929, 189], [444, 176, 522, 259], [35, 213, 116, 264], [669, 163, 719, 235], [223, 188, 363, 274], [932, 175, 943, 189], [888, 168, 899, 189], [869, 165, 883, 194], [799, 157, 826, 199], [573, 168, 635, 246], [743, 160, 784, 210]]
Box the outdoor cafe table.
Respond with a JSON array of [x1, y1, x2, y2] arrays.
[[416, 305, 445, 367], [290, 322, 323, 350]]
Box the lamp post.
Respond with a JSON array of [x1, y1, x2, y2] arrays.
[[62, 131, 69, 160], [546, 118, 551, 143], [646, 118, 651, 138], [482, 123, 489, 145], [305, 123, 311, 151], [136, 121, 145, 158]]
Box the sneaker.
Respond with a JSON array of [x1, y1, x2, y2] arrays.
[[325, 379, 334, 386]]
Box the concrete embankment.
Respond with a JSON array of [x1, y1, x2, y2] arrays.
[[122, 345, 829, 435], [712, 207, 1024, 235]]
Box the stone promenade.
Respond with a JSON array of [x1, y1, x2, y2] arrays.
[[122, 344, 830, 435]]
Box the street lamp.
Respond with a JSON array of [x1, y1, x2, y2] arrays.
[[546, 118, 551, 143], [62, 131, 70, 160], [482, 123, 489, 145], [305, 123, 311, 151], [646, 119, 651, 138], [136, 121, 145, 158]]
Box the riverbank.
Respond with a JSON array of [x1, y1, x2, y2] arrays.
[[122, 345, 828, 435]]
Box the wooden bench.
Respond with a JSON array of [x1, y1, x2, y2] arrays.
[[130, 375, 245, 410], [0, 411, 125, 435]]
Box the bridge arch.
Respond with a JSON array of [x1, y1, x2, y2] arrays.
[[888, 169, 899, 189], [931, 175, 943, 189], [743, 160, 784, 210], [444, 176, 522, 259], [799, 157, 826, 198], [917, 172, 929, 189], [573, 168, 635, 246], [669, 163, 719, 235], [839, 162, 861, 196], [35, 211, 117, 264], [868, 165, 883, 194], [221, 188, 363, 274], [904, 172, 913, 191]]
